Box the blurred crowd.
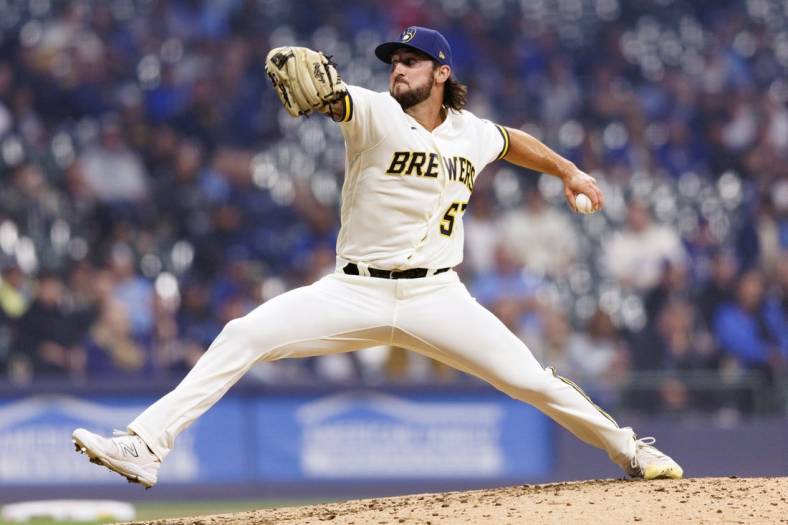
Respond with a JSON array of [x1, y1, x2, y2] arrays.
[[0, 0, 785, 415]]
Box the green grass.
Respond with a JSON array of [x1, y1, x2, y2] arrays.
[[137, 499, 326, 520], [0, 499, 319, 525]]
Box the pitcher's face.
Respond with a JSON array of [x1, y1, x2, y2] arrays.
[[389, 49, 437, 109]]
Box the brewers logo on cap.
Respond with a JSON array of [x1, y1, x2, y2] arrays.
[[375, 26, 454, 69]]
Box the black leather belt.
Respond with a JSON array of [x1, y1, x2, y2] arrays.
[[343, 263, 450, 279]]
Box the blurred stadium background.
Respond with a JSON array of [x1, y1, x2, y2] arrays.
[[0, 0, 786, 521]]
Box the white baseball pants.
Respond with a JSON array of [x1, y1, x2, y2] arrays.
[[128, 269, 636, 465]]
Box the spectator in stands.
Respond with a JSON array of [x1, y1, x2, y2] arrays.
[[501, 186, 578, 278], [566, 308, 630, 406], [462, 188, 500, 278], [154, 137, 215, 240], [522, 306, 572, 376], [714, 269, 787, 381], [165, 277, 218, 375], [644, 259, 690, 324], [0, 260, 30, 382], [653, 116, 709, 178], [80, 115, 148, 208], [640, 297, 717, 372], [83, 270, 149, 378], [696, 249, 738, 329], [604, 199, 686, 291], [107, 243, 155, 345], [64, 259, 100, 340], [471, 243, 543, 317], [14, 270, 86, 379], [177, 278, 220, 350], [0, 163, 68, 246], [736, 195, 784, 273], [633, 298, 718, 412], [0, 260, 31, 320]]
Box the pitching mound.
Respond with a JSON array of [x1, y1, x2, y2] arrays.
[[133, 477, 787, 525]]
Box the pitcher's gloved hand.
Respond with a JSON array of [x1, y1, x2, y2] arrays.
[[265, 46, 348, 117]]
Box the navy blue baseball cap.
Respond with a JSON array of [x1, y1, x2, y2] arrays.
[[375, 26, 453, 70]]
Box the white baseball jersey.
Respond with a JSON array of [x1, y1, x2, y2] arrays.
[[126, 76, 639, 476], [334, 85, 510, 270]]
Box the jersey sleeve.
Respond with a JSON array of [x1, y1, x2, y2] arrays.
[[337, 85, 390, 153], [476, 118, 510, 167]]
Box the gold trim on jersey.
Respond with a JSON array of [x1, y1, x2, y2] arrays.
[[341, 93, 353, 122], [547, 366, 620, 428], [495, 125, 510, 160]]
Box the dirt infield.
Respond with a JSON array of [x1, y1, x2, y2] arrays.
[[133, 477, 787, 525]]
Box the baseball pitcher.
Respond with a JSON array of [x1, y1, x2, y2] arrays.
[[73, 27, 683, 488]]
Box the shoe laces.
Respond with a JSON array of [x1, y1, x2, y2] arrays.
[[631, 436, 669, 470]]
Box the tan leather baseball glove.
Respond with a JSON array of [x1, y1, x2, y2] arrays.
[[265, 46, 348, 117]]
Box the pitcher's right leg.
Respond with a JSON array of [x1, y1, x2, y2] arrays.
[[74, 273, 392, 485]]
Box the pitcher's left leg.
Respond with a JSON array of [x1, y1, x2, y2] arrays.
[[395, 274, 681, 478]]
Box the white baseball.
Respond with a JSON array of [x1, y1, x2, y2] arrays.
[[575, 193, 594, 214]]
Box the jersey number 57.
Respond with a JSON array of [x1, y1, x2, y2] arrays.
[[440, 201, 468, 237]]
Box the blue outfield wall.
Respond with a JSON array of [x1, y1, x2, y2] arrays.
[[0, 383, 785, 501], [0, 386, 554, 491]]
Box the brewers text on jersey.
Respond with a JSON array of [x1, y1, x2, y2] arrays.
[[385, 151, 479, 193]]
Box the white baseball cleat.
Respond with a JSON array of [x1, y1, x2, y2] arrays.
[[72, 428, 161, 488], [624, 437, 684, 480]]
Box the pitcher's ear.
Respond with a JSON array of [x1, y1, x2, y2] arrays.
[[435, 64, 451, 83]]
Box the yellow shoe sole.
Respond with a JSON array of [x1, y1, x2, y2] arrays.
[[643, 464, 684, 480]]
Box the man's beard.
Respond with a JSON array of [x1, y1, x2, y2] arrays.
[[391, 80, 433, 109]]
